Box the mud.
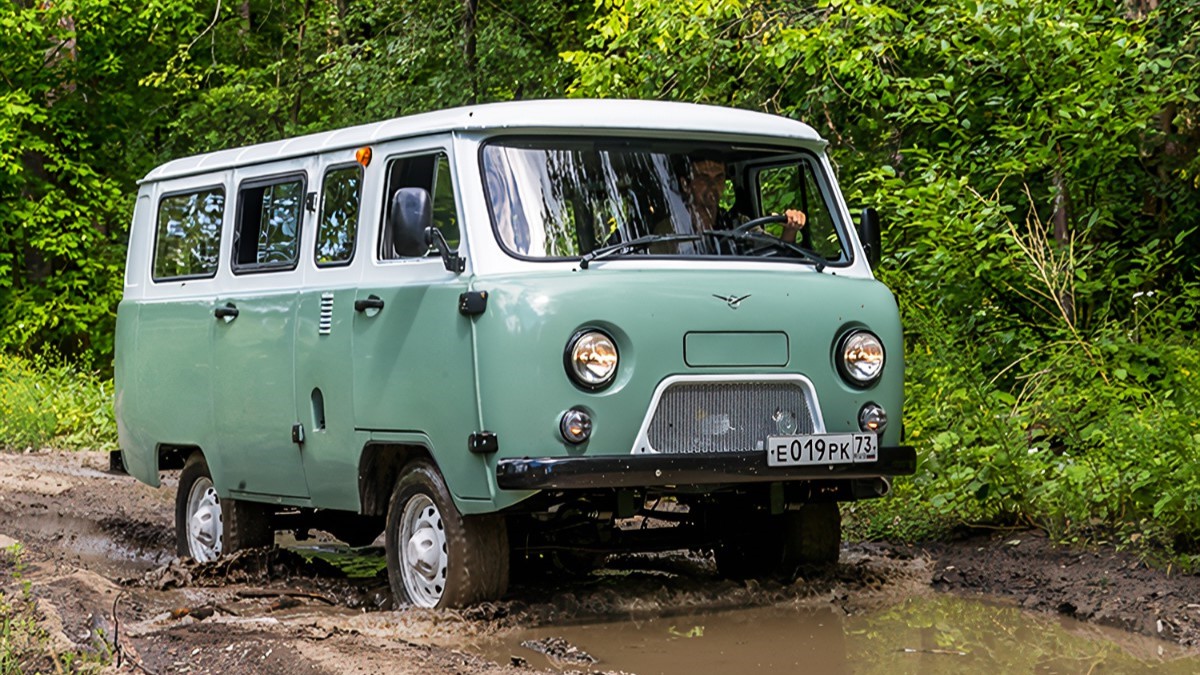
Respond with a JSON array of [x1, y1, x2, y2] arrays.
[[2, 449, 1199, 674]]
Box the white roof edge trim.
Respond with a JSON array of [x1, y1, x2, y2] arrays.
[[137, 99, 826, 185]]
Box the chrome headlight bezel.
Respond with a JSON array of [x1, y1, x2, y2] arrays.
[[836, 330, 885, 387], [564, 329, 619, 390]]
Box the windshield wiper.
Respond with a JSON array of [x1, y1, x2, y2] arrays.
[[579, 234, 702, 269], [701, 230, 827, 272]]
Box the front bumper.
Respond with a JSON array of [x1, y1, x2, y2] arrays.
[[496, 446, 916, 490]]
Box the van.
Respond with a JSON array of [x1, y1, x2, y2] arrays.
[[114, 99, 914, 608]]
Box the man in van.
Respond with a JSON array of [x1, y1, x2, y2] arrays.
[[682, 157, 808, 243]]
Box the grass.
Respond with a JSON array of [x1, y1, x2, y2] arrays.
[[0, 353, 115, 453]]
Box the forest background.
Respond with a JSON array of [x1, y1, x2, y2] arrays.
[[1, 0, 1198, 560]]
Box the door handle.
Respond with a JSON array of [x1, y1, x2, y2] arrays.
[[354, 295, 385, 313], [214, 302, 239, 320]]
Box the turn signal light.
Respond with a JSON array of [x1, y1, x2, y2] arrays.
[[560, 408, 593, 444]]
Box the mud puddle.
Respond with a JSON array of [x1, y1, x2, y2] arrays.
[[13, 510, 172, 576], [476, 594, 1200, 674]]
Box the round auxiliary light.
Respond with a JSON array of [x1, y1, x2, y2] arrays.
[[565, 330, 619, 389], [772, 408, 799, 435], [560, 408, 593, 444], [837, 330, 885, 386], [858, 403, 888, 434]]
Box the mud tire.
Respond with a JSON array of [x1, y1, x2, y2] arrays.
[[714, 502, 841, 580], [175, 452, 273, 561], [385, 460, 508, 608], [780, 502, 842, 569]]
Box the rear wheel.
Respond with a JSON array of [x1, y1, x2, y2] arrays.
[[175, 453, 273, 562], [385, 460, 508, 608]]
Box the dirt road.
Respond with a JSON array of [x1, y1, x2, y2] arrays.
[[2, 450, 1198, 673]]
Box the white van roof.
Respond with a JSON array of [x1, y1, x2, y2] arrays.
[[141, 99, 824, 183]]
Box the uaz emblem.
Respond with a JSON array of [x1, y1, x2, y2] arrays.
[[712, 293, 751, 309]]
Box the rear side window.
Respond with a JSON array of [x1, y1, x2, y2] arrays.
[[315, 165, 361, 267], [233, 175, 305, 272], [153, 188, 225, 281]]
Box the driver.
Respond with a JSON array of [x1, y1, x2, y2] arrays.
[[684, 158, 807, 241]]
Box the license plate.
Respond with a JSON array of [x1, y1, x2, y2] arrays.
[[766, 433, 878, 467]]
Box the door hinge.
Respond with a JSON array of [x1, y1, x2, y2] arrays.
[[468, 431, 498, 454], [292, 423, 305, 445], [459, 291, 488, 316]]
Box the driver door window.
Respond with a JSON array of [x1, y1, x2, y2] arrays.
[[756, 160, 843, 262], [379, 151, 459, 260]]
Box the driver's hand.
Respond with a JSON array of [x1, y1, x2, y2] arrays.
[[782, 209, 807, 243]]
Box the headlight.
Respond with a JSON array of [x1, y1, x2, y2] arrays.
[[837, 330, 885, 386], [565, 329, 619, 389]]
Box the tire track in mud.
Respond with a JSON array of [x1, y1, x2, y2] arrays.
[[4, 449, 1200, 674], [1, 450, 932, 674]]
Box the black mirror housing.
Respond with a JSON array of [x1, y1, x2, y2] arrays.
[[858, 207, 881, 269], [389, 187, 433, 257]]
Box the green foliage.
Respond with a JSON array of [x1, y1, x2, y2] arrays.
[[568, 0, 1200, 552], [143, 0, 594, 156], [0, 1, 209, 362], [3, 0, 1200, 556], [0, 353, 116, 452]]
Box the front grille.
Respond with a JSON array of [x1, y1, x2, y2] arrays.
[[646, 381, 815, 454]]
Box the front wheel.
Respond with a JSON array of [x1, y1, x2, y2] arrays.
[[175, 452, 273, 562], [714, 502, 841, 580], [385, 460, 508, 608]]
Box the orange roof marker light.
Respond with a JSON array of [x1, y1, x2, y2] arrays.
[[355, 147, 373, 167]]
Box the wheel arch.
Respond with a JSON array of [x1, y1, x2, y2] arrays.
[[357, 442, 437, 517], [158, 443, 197, 472]]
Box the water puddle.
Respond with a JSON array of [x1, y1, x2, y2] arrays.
[[474, 594, 1200, 674], [13, 511, 171, 576], [290, 544, 388, 579]]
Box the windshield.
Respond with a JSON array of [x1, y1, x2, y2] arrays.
[[481, 138, 851, 264]]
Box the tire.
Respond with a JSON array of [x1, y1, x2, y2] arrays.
[[385, 460, 508, 608], [175, 453, 273, 562], [781, 502, 841, 569], [714, 502, 841, 580]]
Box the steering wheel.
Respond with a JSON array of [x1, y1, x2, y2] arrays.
[[732, 214, 788, 234]]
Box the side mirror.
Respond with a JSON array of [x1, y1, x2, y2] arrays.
[[389, 187, 433, 257], [858, 207, 881, 269]]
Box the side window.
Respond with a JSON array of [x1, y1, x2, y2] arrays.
[[153, 188, 225, 281], [757, 160, 843, 262], [233, 175, 304, 272], [431, 154, 460, 250], [316, 165, 362, 266], [379, 151, 459, 260]]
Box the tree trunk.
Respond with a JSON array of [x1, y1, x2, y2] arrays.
[[463, 0, 478, 104]]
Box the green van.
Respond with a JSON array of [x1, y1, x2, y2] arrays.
[[114, 99, 914, 609]]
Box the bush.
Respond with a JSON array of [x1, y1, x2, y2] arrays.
[[0, 353, 116, 452]]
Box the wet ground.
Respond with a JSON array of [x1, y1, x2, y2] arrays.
[[3, 449, 1200, 674]]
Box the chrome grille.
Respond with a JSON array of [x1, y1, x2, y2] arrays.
[[646, 381, 815, 454]]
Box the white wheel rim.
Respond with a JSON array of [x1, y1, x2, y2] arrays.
[[399, 494, 447, 608], [186, 476, 223, 562]]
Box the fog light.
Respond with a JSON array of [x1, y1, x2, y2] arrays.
[[772, 408, 799, 435], [858, 403, 887, 434], [560, 408, 593, 444]]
